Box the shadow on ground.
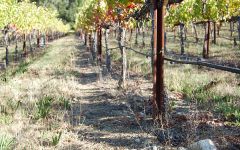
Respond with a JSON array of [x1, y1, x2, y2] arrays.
[[65, 43, 157, 149]]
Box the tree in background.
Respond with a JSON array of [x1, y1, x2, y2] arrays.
[[30, 0, 84, 28]]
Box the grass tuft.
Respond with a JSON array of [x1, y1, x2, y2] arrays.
[[58, 97, 71, 110], [36, 96, 53, 119], [51, 132, 62, 146], [0, 134, 14, 150]]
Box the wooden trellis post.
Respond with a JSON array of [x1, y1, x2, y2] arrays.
[[152, 0, 168, 120]]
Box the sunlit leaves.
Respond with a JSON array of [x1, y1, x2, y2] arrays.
[[75, 0, 144, 31], [0, 1, 70, 34], [166, 0, 240, 27]]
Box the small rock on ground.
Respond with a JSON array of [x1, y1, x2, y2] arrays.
[[188, 139, 217, 150]]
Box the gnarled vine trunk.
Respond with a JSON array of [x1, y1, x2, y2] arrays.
[[173, 27, 176, 41], [129, 29, 133, 43], [97, 27, 102, 81], [118, 27, 127, 89], [105, 29, 111, 73], [97, 28, 102, 63], [15, 36, 18, 62], [194, 24, 199, 43], [88, 34, 92, 52], [184, 26, 187, 41], [37, 31, 40, 48], [23, 34, 27, 57], [230, 21, 233, 37], [92, 31, 97, 62], [179, 23, 185, 55], [29, 34, 33, 53], [135, 22, 138, 45], [84, 33, 87, 46], [203, 21, 210, 58], [213, 22, 216, 44], [4, 31, 9, 66], [142, 29, 145, 48]]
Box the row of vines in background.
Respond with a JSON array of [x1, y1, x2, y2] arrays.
[[75, 0, 145, 89], [75, 0, 240, 80], [75, 0, 240, 120], [0, 0, 70, 67], [166, 0, 240, 58]]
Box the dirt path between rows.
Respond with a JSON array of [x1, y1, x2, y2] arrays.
[[61, 42, 160, 150]]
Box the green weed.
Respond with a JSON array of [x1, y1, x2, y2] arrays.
[[12, 61, 30, 76], [216, 101, 240, 124], [0, 100, 21, 115], [51, 132, 62, 146], [36, 96, 53, 119], [0, 115, 12, 124], [58, 97, 71, 110], [0, 61, 30, 82], [169, 101, 176, 111], [0, 134, 14, 150]]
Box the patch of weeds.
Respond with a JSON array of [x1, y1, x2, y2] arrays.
[[0, 71, 10, 83], [0, 105, 7, 114], [0, 61, 31, 82], [186, 80, 221, 104], [54, 69, 64, 77], [140, 61, 151, 76], [36, 96, 53, 119], [183, 65, 193, 73], [58, 97, 71, 110], [182, 83, 194, 98], [0, 134, 14, 150], [194, 94, 240, 125], [169, 100, 176, 111], [54, 69, 80, 79], [0, 100, 21, 115], [51, 132, 62, 146], [180, 81, 240, 125], [0, 114, 13, 124], [211, 95, 223, 102], [111, 52, 121, 62], [194, 80, 221, 93], [215, 100, 240, 125], [194, 91, 211, 104], [224, 121, 240, 127], [70, 70, 81, 78], [47, 122, 61, 131], [6, 100, 21, 115], [11, 61, 30, 76]]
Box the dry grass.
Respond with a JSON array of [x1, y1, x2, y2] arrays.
[[0, 36, 82, 149], [104, 26, 240, 126]]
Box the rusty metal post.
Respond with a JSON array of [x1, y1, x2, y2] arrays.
[[152, 0, 167, 120]]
